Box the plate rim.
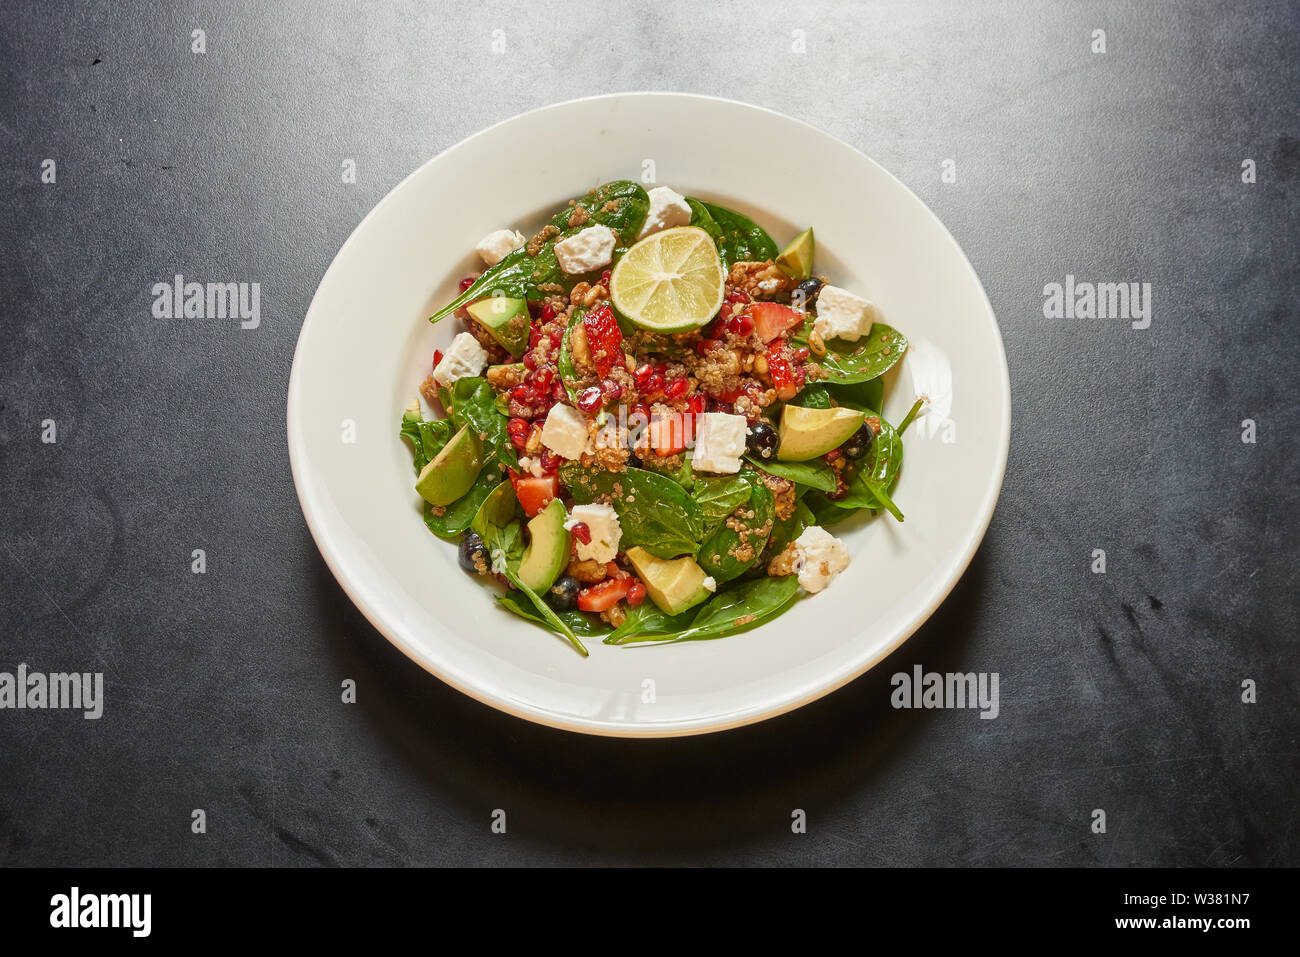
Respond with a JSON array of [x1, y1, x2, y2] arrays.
[[286, 91, 1012, 738]]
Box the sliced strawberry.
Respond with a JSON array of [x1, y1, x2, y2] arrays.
[[650, 412, 691, 456], [577, 576, 630, 612], [766, 337, 805, 401], [511, 474, 559, 518], [750, 302, 804, 343], [581, 304, 625, 378]]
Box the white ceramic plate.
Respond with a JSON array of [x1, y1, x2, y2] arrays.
[[287, 93, 1010, 737]]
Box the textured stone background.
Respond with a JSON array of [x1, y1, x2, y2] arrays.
[[1, 0, 1296, 866]]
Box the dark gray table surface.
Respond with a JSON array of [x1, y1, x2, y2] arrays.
[[2, 0, 1296, 866]]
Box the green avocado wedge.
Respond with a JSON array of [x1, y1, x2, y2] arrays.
[[625, 546, 712, 616], [516, 499, 570, 594], [465, 297, 530, 358], [775, 227, 814, 280], [415, 424, 483, 506], [776, 405, 865, 462]]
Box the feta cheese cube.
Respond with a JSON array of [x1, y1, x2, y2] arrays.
[[691, 412, 748, 474], [793, 526, 850, 594], [637, 186, 693, 240], [475, 228, 525, 267], [702, 576, 718, 593], [554, 225, 616, 275], [540, 403, 589, 460], [432, 332, 488, 388], [812, 284, 879, 343], [516, 455, 544, 478], [566, 503, 622, 563]]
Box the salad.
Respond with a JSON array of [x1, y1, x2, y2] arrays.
[[399, 181, 921, 657]]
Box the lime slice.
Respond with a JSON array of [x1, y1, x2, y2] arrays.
[[610, 226, 726, 333], [775, 227, 814, 280]]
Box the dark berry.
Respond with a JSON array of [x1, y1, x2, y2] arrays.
[[459, 532, 490, 575], [547, 575, 582, 611], [794, 278, 825, 312], [745, 421, 779, 460], [841, 424, 875, 460]]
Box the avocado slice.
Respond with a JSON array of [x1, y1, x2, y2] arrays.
[[626, 546, 712, 616], [777, 405, 865, 461], [415, 424, 483, 506], [465, 296, 530, 358], [517, 499, 570, 593], [775, 227, 814, 281]]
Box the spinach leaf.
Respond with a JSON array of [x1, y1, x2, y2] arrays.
[[744, 457, 837, 493], [838, 416, 904, 521], [430, 181, 649, 321], [497, 573, 590, 657], [400, 407, 425, 471], [559, 463, 704, 559], [793, 386, 833, 410], [447, 376, 518, 469], [687, 198, 778, 267], [698, 479, 774, 584], [423, 469, 499, 539], [693, 474, 754, 527], [602, 601, 695, 645], [557, 307, 586, 402], [765, 500, 814, 560], [471, 481, 524, 565], [399, 407, 454, 474], [611, 576, 800, 644], [800, 491, 854, 528], [794, 319, 908, 385], [496, 594, 610, 640]]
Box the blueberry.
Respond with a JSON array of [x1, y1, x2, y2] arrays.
[[794, 278, 825, 313], [746, 421, 779, 460], [841, 424, 875, 460], [458, 531, 490, 575], [547, 575, 582, 611]]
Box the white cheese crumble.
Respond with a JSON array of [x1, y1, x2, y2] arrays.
[[540, 403, 589, 460], [432, 332, 488, 389], [692, 412, 748, 474], [567, 503, 621, 563], [702, 576, 718, 593], [812, 284, 879, 343], [475, 229, 525, 267], [793, 526, 850, 594], [554, 225, 616, 275], [637, 186, 693, 240]]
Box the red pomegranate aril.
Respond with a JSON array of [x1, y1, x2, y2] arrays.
[[577, 387, 604, 414], [432, 349, 443, 369], [510, 385, 529, 402], [507, 417, 529, 436], [792, 346, 810, 362], [601, 377, 623, 399], [541, 302, 556, 321], [645, 371, 665, 396], [536, 368, 555, 391], [625, 580, 647, 608], [633, 363, 654, 389], [733, 314, 755, 337], [551, 382, 567, 402], [539, 448, 560, 473], [600, 270, 611, 286], [458, 277, 476, 292], [523, 352, 539, 371], [665, 377, 689, 400], [687, 393, 707, 415], [570, 522, 592, 545], [696, 338, 721, 356]]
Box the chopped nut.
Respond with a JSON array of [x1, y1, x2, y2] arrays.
[[808, 329, 826, 356], [567, 558, 608, 583], [767, 542, 801, 577]]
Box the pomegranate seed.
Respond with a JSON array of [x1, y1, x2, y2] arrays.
[[536, 368, 555, 390], [626, 580, 647, 607], [827, 475, 849, 501], [687, 393, 707, 415], [507, 417, 529, 435], [547, 329, 563, 347], [539, 449, 560, 472], [665, 377, 689, 400], [599, 270, 611, 286], [631, 402, 650, 422], [633, 364, 653, 388], [577, 387, 604, 414], [733, 314, 755, 337], [551, 382, 567, 401], [432, 349, 443, 368], [600, 377, 623, 399], [458, 277, 476, 292], [523, 352, 538, 371], [645, 371, 665, 396], [792, 346, 810, 362], [541, 302, 556, 321], [510, 385, 530, 402], [570, 522, 591, 545]]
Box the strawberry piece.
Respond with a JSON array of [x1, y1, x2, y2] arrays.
[[511, 474, 558, 518], [766, 337, 804, 401], [577, 576, 630, 612], [750, 302, 804, 343], [650, 412, 690, 456], [581, 304, 624, 378]]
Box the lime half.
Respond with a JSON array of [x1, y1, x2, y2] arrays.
[[610, 226, 726, 333]]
